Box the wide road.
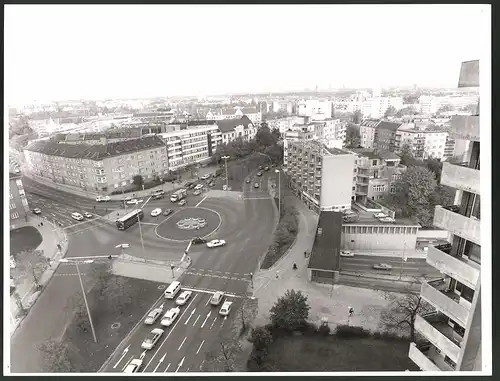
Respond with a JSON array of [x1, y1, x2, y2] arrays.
[[339, 255, 442, 279], [101, 170, 276, 373]]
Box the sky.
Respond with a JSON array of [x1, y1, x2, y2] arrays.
[[5, 4, 490, 104]]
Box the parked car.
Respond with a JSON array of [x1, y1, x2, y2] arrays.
[[32, 208, 42, 215], [206, 239, 226, 248], [176, 291, 193, 306], [258, 165, 264, 170], [178, 199, 186, 206], [264, 166, 269, 171], [144, 304, 164, 324], [71, 212, 84, 221], [245, 178, 251, 183], [256, 172, 263, 177], [141, 328, 164, 350], [219, 301, 233, 316], [210, 291, 224, 306], [379, 217, 395, 223], [192, 237, 206, 245], [96, 195, 110, 202], [340, 250, 354, 257], [163, 209, 173, 216], [373, 263, 392, 270], [151, 208, 162, 217]]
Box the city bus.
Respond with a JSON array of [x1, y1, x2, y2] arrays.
[[116, 209, 144, 230]]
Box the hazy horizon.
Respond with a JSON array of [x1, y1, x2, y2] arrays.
[[5, 4, 489, 104]]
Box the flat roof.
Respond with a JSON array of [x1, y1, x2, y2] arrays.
[[308, 211, 342, 271], [345, 208, 420, 227]]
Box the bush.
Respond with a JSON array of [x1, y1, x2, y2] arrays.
[[317, 324, 331, 336], [334, 325, 371, 338], [373, 331, 405, 341]]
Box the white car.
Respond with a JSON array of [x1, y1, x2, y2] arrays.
[[141, 328, 164, 350], [126, 199, 143, 205], [144, 304, 164, 324], [83, 212, 93, 218], [193, 189, 202, 196], [194, 184, 204, 190], [71, 212, 84, 221], [176, 290, 193, 306], [201, 174, 211, 180], [123, 357, 144, 373], [206, 239, 226, 248], [151, 208, 162, 217], [374, 212, 388, 219], [379, 217, 395, 223], [219, 301, 233, 316], [373, 263, 393, 270], [178, 199, 186, 206], [32, 208, 42, 215], [340, 250, 354, 257], [161, 307, 181, 327], [96, 195, 110, 202], [210, 291, 224, 306]]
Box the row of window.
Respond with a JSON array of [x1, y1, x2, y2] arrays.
[[343, 225, 419, 234]]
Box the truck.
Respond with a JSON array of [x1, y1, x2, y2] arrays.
[[170, 188, 187, 202]]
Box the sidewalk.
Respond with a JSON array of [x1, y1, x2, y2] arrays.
[[10, 216, 69, 335]]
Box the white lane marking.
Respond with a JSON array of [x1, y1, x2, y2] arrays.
[[153, 353, 167, 373], [122, 355, 134, 371], [199, 360, 205, 370], [178, 337, 187, 351], [164, 363, 171, 372], [141, 196, 152, 208], [196, 340, 205, 355], [143, 294, 198, 371], [181, 287, 240, 298], [210, 317, 217, 329], [184, 308, 196, 325], [113, 345, 130, 369], [220, 319, 225, 328], [195, 196, 207, 207], [192, 314, 201, 327], [175, 357, 185, 372], [186, 367, 190, 372], [205, 297, 210, 306], [201, 311, 211, 328]]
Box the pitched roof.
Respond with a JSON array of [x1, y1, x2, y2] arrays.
[[377, 121, 402, 131], [240, 107, 258, 114], [308, 211, 342, 272], [216, 116, 253, 133], [24, 136, 165, 161], [360, 119, 381, 128]]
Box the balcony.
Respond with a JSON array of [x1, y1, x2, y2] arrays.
[[420, 279, 470, 327], [440, 162, 480, 195], [414, 312, 461, 363], [426, 245, 480, 290], [450, 115, 479, 142], [408, 342, 442, 371], [433, 205, 480, 245]]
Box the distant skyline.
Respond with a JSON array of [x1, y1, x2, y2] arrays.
[[5, 4, 490, 104]]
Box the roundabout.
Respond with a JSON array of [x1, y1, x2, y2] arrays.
[[154, 207, 222, 242]]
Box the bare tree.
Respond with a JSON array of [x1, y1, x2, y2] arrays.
[[205, 337, 242, 372], [378, 287, 434, 342], [37, 339, 75, 372]]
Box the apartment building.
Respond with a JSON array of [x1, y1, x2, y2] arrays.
[[24, 136, 168, 193], [395, 124, 449, 160], [374, 121, 403, 151], [9, 172, 30, 229], [297, 99, 332, 120], [287, 140, 355, 213], [349, 148, 407, 204], [159, 125, 222, 170], [272, 100, 294, 114], [206, 107, 262, 125], [267, 115, 310, 135], [216, 116, 257, 145], [408, 60, 482, 372], [359, 119, 380, 148]]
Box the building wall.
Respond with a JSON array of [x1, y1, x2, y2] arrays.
[[360, 126, 376, 148], [9, 175, 30, 227], [320, 154, 356, 211], [341, 225, 419, 251]]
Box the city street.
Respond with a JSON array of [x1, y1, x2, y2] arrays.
[[101, 170, 276, 373]]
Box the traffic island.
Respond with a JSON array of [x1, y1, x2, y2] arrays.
[[154, 207, 222, 242]]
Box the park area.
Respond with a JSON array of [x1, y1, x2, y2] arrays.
[[10, 226, 42, 256]]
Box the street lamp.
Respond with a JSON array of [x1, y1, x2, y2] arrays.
[[137, 214, 146, 258], [59, 258, 97, 343], [275, 169, 281, 219], [221, 155, 230, 191], [399, 243, 408, 281]]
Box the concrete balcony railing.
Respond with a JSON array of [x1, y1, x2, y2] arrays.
[[433, 205, 480, 245], [420, 279, 470, 327], [426, 245, 480, 291], [408, 342, 442, 372], [441, 162, 480, 195], [450, 115, 479, 142], [414, 313, 461, 364]]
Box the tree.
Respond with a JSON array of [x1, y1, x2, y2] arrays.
[[378, 290, 434, 342], [132, 174, 144, 187], [38, 339, 75, 372], [384, 105, 397, 118], [269, 289, 310, 330], [249, 326, 273, 366], [270, 127, 281, 141], [205, 337, 242, 372], [423, 158, 443, 182], [460, 103, 479, 114], [345, 123, 361, 148], [255, 126, 277, 148], [352, 110, 363, 124], [396, 106, 417, 117]]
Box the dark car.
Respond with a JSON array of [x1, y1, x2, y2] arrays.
[[258, 165, 263, 170], [208, 181, 215, 187], [152, 194, 164, 200], [192, 237, 207, 245], [163, 209, 173, 216], [256, 172, 263, 177]]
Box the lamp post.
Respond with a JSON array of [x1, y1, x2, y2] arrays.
[[59, 258, 97, 343], [399, 243, 407, 281], [221, 155, 230, 191], [137, 214, 145, 258], [275, 169, 281, 219]]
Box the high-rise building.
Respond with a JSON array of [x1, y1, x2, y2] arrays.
[[408, 60, 481, 371]]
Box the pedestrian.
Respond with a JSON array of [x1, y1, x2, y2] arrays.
[[304, 251, 307, 258], [40, 222, 43, 226], [348, 306, 354, 317], [276, 270, 279, 279]]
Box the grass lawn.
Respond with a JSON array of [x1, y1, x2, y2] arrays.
[[248, 333, 419, 372], [59, 275, 163, 372], [10, 226, 42, 255]]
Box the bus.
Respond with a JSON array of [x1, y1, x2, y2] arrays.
[[170, 188, 187, 202], [116, 209, 144, 230]]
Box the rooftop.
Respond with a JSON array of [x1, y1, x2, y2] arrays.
[[349, 148, 400, 161], [308, 211, 342, 272], [291, 140, 353, 157], [360, 119, 381, 128], [377, 121, 403, 131], [216, 115, 253, 133], [24, 135, 165, 161]]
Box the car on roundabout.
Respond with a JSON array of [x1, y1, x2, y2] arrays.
[[141, 328, 164, 350], [340, 250, 354, 257], [32, 208, 42, 215], [176, 291, 193, 306], [193, 189, 202, 196], [163, 208, 173, 216], [161, 307, 181, 327], [126, 198, 143, 205], [144, 304, 164, 325], [206, 239, 226, 248], [192, 237, 206, 245], [178, 199, 187, 206], [96, 195, 110, 202], [151, 208, 162, 217], [373, 263, 392, 270]]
